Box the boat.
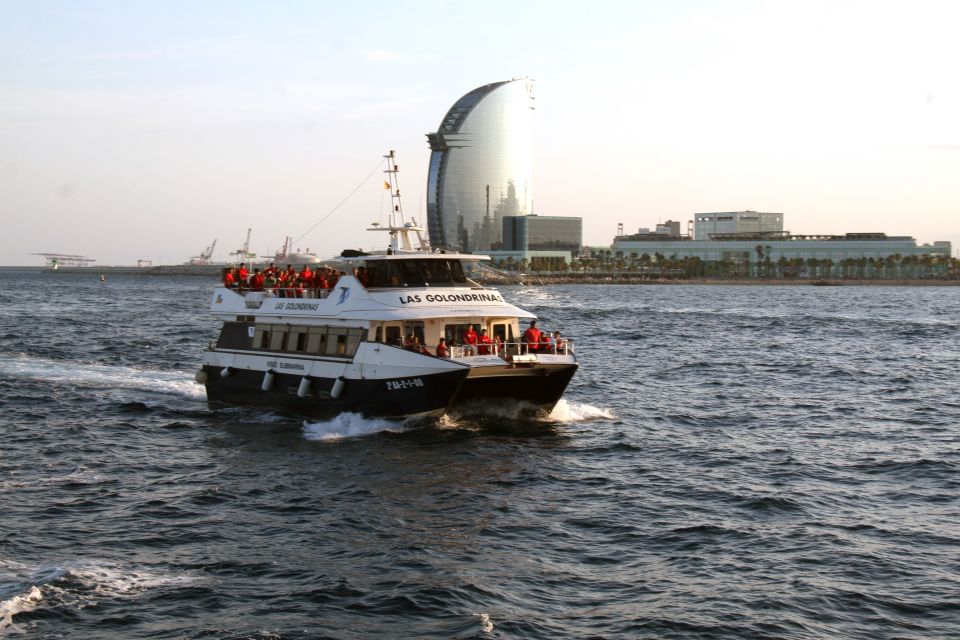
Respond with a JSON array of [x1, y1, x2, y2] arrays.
[[195, 151, 578, 419]]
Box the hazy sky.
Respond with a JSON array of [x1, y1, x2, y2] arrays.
[[2, 0, 957, 265]]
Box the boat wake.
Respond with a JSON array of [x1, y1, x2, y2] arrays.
[[449, 398, 615, 424], [0, 353, 205, 401], [302, 412, 409, 441], [547, 398, 616, 422], [0, 558, 200, 634]]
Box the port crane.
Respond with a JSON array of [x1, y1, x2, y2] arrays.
[[187, 239, 218, 265]]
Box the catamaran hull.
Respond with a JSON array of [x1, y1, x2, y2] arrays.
[[450, 363, 579, 415], [202, 365, 468, 419]]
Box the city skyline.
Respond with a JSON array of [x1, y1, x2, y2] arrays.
[[1, 0, 957, 265]]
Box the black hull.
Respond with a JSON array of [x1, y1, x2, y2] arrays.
[[202, 366, 468, 419], [450, 364, 578, 415]]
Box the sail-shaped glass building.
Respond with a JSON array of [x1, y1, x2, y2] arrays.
[[426, 79, 535, 252]]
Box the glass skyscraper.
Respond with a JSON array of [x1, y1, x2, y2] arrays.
[[426, 79, 535, 252]]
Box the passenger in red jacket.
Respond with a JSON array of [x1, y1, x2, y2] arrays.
[[523, 320, 541, 353], [540, 330, 553, 353], [436, 337, 448, 358], [463, 325, 478, 354], [250, 269, 265, 291], [477, 329, 493, 355]]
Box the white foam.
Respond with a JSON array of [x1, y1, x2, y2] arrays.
[[474, 612, 494, 633], [303, 412, 408, 441], [60, 561, 197, 597], [0, 559, 198, 634], [0, 354, 206, 401], [546, 399, 616, 422], [0, 586, 42, 634]]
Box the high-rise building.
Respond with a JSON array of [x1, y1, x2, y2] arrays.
[[426, 79, 535, 252]]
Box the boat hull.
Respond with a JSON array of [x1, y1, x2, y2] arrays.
[[450, 362, 579, 416], [202, 365, 468, 420]]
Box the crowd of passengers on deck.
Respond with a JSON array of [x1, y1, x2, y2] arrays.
[[222, 263, 369, 296], [405, 319, 568, 359]]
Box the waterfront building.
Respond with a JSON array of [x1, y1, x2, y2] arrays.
[[612, 230, 951, 277], [694, 211, 783, 240], [501, 215, 582, 252], [426, 79, 535, 252]]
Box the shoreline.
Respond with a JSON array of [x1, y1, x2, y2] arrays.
[[485, 276, 960, 287], [3, 266, 957, 286]]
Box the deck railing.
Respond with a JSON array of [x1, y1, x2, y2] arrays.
[[443, 340, 573, 359]]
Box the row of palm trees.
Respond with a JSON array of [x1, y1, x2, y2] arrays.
[[492, 251, 959, 280]]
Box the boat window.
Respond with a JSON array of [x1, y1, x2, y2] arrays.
[[253, 325, 270, 349], [286, 326, 308, 352], [420, 260, 451, 284], [448, 260, 468, 284], [326, 328, 346, 355], [269, 327, 287, 351], [398, 261, 425, 287], [492, 323, 507, 343], [217, 322, 252, 349], [445, 323, 481, 346], [306, 327, 327, 353], [384, 325, 402, 346], [373, 326, 382, 342], [345, 328, 364, 355], [364, 261, 403, 288], [403, 321, 425, 345]]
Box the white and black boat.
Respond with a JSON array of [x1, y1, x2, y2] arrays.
[[195, 152, 577, 419]]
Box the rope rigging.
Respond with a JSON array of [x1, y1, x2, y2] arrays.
[[291, 156, 386, 247]]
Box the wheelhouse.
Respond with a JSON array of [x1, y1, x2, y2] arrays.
[[362, 258, 470, 288]]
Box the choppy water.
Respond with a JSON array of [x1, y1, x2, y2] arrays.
[[2, 271, 959, 639]]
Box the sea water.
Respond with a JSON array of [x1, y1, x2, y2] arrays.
[[1, 271, 958, 638]]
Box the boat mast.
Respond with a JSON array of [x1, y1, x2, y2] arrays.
[[376, 150, 430, 253]]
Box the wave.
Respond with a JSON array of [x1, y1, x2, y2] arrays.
[[0, 559, 199, 634], [547, 399, 616, 422], [0, 353, 205, 401], [302, 412, 409, 441], [0, 586, 42, 635]]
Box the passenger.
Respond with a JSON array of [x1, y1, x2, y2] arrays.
[[250, 269, 265, 291], [414, 337, 429, 354], [477, 328, 493, 355], [223, 267, 236, 288], [263, 272, 277, 290], [403, 334, 416, 351], [355, 266, 369, 288], [300, 265, 313, 281], [238, 263, 249, 283], [553, 331, 567, 353], [275, 269, 288, 297], [540, 330, 553, 353], [436, 337, 448, 358], [494, 334, 504, 357], [523, 320, 541, 353], [266, 262, 277, 277], [463, 325, 478, 346], [313, 271, 329, 291]]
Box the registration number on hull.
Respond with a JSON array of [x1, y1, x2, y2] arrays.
[[386, 378, 424, 391]]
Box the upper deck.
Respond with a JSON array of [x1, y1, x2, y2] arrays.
[[211, 268, 534, 323]]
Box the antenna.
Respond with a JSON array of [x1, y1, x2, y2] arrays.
[[368, 150, 431, 253]]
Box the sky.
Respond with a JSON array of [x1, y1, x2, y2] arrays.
[[1, 0, 958, 265]]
